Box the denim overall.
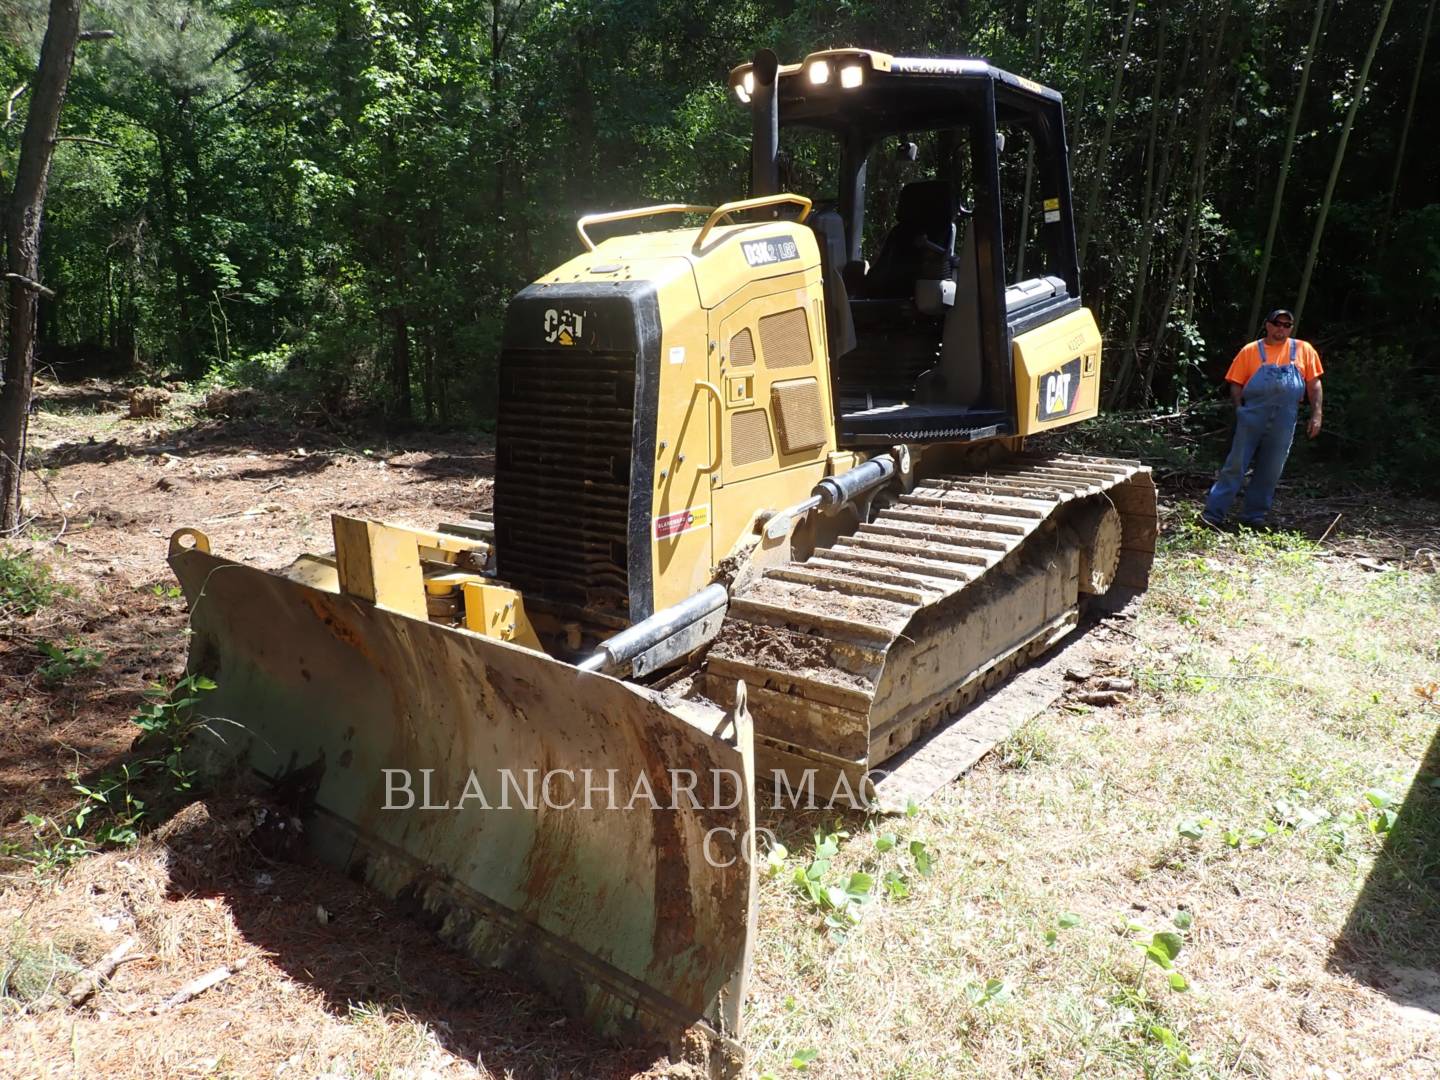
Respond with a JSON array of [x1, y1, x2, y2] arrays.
[[1204, 338, 1306, 525]]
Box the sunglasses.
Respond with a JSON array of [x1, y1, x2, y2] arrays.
[[1269, 320, 1293, 328]]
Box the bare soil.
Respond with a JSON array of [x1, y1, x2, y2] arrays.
[[2, 385, 676, 1078]]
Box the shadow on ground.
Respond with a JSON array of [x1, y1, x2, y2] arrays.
[[1331, 725, 1440, 1019], [155, 796, 663, 1079]]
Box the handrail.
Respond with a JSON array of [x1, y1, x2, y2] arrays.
[[575, 203, 715, 252], [696, 381, 724, 472], [694, 194, 814, 249]]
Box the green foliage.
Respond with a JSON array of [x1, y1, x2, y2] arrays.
[[964, 977, 1012, 1007], [4, 0, 1434, 480], [1122, 917, 1193, 995], [34, 640, 104, 686], [0, 550, 65, 617], [782, 821, 937, 932], [11, 674, 217, 873], [0, 930, 82, 1008]]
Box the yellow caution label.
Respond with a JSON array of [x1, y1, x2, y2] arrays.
[[1043, 198, 1060, 211]]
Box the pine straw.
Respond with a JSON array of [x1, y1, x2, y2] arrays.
[[0, 796, 663, 1079]]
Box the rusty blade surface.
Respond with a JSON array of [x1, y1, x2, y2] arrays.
[[170, 546, 755, 1054]]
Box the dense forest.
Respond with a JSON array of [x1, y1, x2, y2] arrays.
[[2, 0, 1437, 477]]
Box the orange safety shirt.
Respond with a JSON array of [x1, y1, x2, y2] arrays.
[[1224, 338, 1324, 387]]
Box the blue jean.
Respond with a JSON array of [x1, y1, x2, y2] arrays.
[[1204, 363, 1304, 524]]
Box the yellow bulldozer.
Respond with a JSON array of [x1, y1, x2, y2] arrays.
[[168, 49, 1155, 1076]]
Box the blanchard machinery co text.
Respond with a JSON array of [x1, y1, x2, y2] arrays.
[[380, 766, 882, 869], [381, 767, 882, 813]]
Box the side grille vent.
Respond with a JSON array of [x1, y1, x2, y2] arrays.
[[759, 308, 812, 369], [731, 408, 774, 467], [729, 328, 756, 368], [771, 378, 827, 454], [494, 349, 635, 618]]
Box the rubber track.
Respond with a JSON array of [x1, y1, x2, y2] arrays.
[[703, 452, 1157, 769]]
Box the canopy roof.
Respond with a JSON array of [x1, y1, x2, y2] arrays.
[[728, 49, 1064, 137]]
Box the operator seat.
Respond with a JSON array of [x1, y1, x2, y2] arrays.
[[808, 208, 857, 361], [860, 179, 957, 299]]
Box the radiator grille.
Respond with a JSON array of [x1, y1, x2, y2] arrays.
[[729, 327, 756, 368], [771, 378, 827, 453], [494, 349, 635, 618], [759, 308, 813, 369], [731, 408, 774, 466]]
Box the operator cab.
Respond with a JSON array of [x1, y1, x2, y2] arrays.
[[731, 50, 1082, 446]]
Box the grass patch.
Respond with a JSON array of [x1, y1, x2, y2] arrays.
[[0, 929, 84, 1010], [0, 547, 66, 617], [745, 515, 1440, 1078]]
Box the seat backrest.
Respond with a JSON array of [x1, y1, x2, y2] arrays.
[[861, 179, 957, 299], [809, 209, 857, 360], [939, 219, 984, 406]]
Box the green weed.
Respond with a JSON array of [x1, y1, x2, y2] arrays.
[[0, 549, 66, 616], [11, 674, 217, 873], [35, 640, 105, 686], [0, 930, 83, 1010]]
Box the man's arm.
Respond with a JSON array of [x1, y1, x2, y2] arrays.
[[1306, 378, 1323, 438], [1230, 380, 1244, 407]]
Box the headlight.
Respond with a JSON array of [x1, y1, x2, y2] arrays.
[[808, 60, 831, 85], [840, 65, 864, 89]]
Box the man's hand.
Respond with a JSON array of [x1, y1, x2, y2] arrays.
[[1307, 410, 1322, 438]]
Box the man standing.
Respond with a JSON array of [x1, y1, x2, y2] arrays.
[[1202, 309, 1323, 528]]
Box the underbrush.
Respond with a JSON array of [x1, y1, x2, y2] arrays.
[[0, 547, 68, 618], [4, 674, 217, 874]]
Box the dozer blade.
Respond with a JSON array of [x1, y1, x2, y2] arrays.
[[169, 533, 755, 1073]]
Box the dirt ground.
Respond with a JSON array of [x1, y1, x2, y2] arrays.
[[3, 380, 1438, 1078], [2, 381, 493, 836], [1, 384, 672, 1078]]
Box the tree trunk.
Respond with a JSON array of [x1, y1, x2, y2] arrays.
[[1014, 4, 1043, 280], [1141, 2, 1239, 403], [1379, 0, 1435, 243], [390, 307, 411, 419], [1106, 14, 1172, 406], [1295, 0, 1395, 322], [1, 0, 81, 531], [1076, 0, 1138, 262], [1247, 0, 1327, 332], [1069, 0, 1100, 146]]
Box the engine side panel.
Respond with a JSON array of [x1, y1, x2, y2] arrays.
[[1011, 307, 1103, 435]]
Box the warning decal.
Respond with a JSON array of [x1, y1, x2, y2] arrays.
[[654, 504, 710, 541]]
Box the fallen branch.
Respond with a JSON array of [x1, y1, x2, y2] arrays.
[[1317, 512, 1342, 545], [67, 936, 137, 1006], [1094, 677, 1135, 693], [152, 957, 250, 1013], [1073, 690, 1129, 706]]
